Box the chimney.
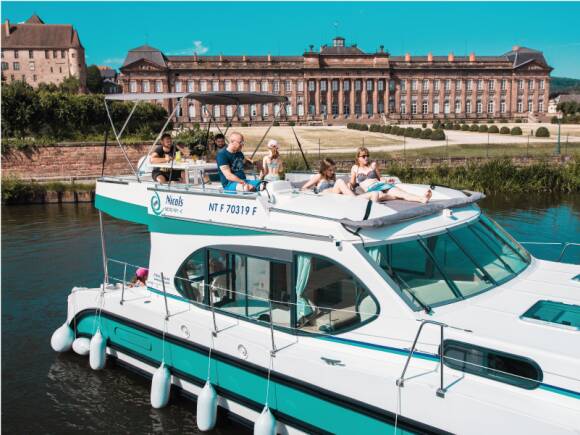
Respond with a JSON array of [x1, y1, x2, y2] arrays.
[[405, 52, 411, 62], [219, 53, 223, 63], [242, 54, 247, 62], [267, 53, 272, 62], [379, 45, 384, 53], [448, 52, 454, 62], [309, 44, 314, 52], [4, 19, 9, 36], [427, 52, 433, 62], [469, 52, 476, 62], [193, 52, 198, 62], [512, 45, 520, 51]]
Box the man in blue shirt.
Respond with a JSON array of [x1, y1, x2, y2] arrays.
[[216, 132, 261, 192]]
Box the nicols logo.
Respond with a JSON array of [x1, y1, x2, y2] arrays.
[[151, 191, 163, 215]]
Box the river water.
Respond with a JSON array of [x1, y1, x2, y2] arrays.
[[2, 195, 579, 434]]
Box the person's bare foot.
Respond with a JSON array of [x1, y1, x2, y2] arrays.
[[421, 189, 433, 203]]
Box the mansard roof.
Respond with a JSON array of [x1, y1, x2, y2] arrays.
[[503, 46, 550, 69], [122, 44, 168, 68]]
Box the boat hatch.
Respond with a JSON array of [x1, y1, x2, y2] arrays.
[[521, 300, 580, 331]]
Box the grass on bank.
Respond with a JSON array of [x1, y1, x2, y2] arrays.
[[1, 179, 95, 204]]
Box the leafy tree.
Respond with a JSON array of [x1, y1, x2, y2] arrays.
[[1, 81, 41, 137], [59, 76, 81, 94], [86, 65, 104, 94]]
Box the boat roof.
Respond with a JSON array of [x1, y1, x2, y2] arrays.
[[105, 91, 288, 105]]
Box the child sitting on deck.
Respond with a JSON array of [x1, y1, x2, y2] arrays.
[[301, 158, 355, 196]]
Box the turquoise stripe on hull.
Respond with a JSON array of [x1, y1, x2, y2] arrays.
[[76, 312, 416, 435], [95, 194, 267, 236]]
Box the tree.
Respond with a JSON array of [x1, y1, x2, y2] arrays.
[[86, 65, 104, 94], [59, 76, 81, 94], [1, 81, 41, 137]]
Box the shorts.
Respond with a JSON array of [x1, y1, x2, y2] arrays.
[[367, 181, 395, 193], [224, 180, 262, 192], [152, 169, 182, 182]]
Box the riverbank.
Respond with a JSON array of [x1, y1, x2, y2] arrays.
[[2, 158, 579, 205]]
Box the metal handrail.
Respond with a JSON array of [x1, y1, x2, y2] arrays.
[[396, 319, 472, 399], [519, 241, 580, 262]]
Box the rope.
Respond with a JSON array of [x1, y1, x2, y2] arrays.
[[265, 352, 274, 407], [206, 331, 215, 381]]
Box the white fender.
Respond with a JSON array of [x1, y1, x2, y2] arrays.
[[89, 329, 107, 370], [254, 406, 276, 435], [150, 363, 171, 409], [72, 337, 91, 356], [50, 322, 74, 352], [196, 381, 217, 431]]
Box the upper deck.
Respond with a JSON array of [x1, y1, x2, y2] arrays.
[[95, 173, 484, 242]]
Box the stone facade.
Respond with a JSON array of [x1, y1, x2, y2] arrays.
[[119, 37, 552, 125], [1, 14, 87, 90]]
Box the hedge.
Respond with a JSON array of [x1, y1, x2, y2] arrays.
[[430, 129, 446, 140], [470, 124, 479, 132], [511, 126, 523, 135], [500, 126, 511, 134], [535, 126, 550, 138], [461, 124, 470, 131], [489, 125, 499, 134], [420, 128, 432, 139]]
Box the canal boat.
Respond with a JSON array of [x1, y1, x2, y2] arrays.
[[51, 92, 580, 434]]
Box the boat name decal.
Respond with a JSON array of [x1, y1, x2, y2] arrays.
[[164, 195, 184, 214], [208, 202, 258, 216]]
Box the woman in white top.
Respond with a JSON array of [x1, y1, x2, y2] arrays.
[[260, 139, 284, 181]]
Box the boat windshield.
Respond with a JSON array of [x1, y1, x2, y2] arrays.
[[364, 215, 531, 311]]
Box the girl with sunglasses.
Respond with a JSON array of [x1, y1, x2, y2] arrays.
[[301, 158, 355, 196]]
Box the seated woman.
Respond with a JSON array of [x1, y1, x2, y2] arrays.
[[349, 147, 432, 203], [260, 139, 284, 181], [301, 158, 355, 196], [129, 268, 148, 287]]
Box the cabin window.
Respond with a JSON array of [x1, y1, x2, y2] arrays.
[[442, 340, 542, 389], [365, 215, 530, 311], [294, 254, 378, 334], [207, 249, 292, 328], [174, 250, 206, 303]]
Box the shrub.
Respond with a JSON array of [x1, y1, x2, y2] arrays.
[[487, 119, 495, 124], [510, 126, 523, 135], [405, 127, 415, 137], [470, 124, 479, 132], [420, 128, 432, 139], [273, 121, 280, 126], [288, 121, 295, 127], [444, 122, 453, 130], [489, 125, 499, 134], [461, 124, 470, 131], [383, 125, 392, 134], [500, 126, 511, 134], [478, 125, 488, 133], [431, 129, 446, 140], [413, 128, 422, 138], [535, 126, 550, 138], [369, 124, 380, 132], [361, 124, 369, 131], [432, 120, 442, 129], [453, 123, 461, 130], [241, 121, 249, 127], [422, 123, 427, 128], [396, 127, 406, 136], [515, 118, 522, 123], [499, 118, 508, 123]]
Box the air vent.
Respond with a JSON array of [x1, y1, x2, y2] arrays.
[[521, 300, 580, 331]]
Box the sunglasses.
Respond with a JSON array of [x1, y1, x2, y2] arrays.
[[359, 154, 369, 158]]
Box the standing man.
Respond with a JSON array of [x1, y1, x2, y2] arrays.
[[214, 133, 226, 151], [216, 132, 261, 192], [149, 133, 184, 183]]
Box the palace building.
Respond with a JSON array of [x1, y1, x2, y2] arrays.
[[1, 15, 87, 90], [119, 37, 552, 125]]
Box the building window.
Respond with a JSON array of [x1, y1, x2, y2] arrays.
[[388, 80, 395, 92], [400, 102, 406, 114], [250, 104, 257, 116], [528, 100, 533, 112], [444, 100, 450, 114], [467, 80, 473, 91], [422, 101, 428, 114], [273, 103, 281, 117], [411, 80, 417, 91], [518, 80, 524, 90], [200, 80, 207, 92], [332, 103, 339, 116], [538, 100, 544, 112], [309, 103, 315, 115], [476, 100, 483, 113], [249, 80, 256, 92], [226, 105, 233, 117], [1, 62, 7, 70], [297, 80, 304, 92], [539, 80, 545, 90], [28, 49, 33, 58], [343, 80, 350, 92], [434, 80, 440, 91], [366, 80, 373, 91], [28, 61, 35, 71], [410, 100, 417, 115], [444, 79, 451, 91], [33, 74, 37, 82], [155, 80, 162, 92], [53, 50, 57, 58], [14, 50, 19, 59], [286, 103, 292, 116], [320, 80, 327, 92], [129, 80, 137, 93], [187, 80, 194, 92], [308, 80, 315, 92], [143, 80, 150, 93], [488, 80, 495, 91], [261, 81, 268, 92], [500, 100, 506, 113], [501, 79, 507, 91], [262, 104, 269, 116], [238, 106, 245, 117], [466, 100, 472, 113], [59, 67, 62, 74], [488, 100, 494, 113], [273, 80, 280, 92], [455, 99, 461, 113], [343, 103, 350, 115], [455, 80, 462, 91], [528, 80, 534, 91], [433, 101, 440, 114], [13, 62, 20, 71], [367, 101, 373, 115], [378, 80, 384, 91], [237, 80, 244, 91], [71, 52, 75, 58], [477, 79, 483, 91], [175, 81, 182, 92], [422, 79, 429, 92], [517, 100, 523, 113], [332, 80, 339, 92], [225, 80, 232, 91], [44, 50, 48, 59], [355, 80, 362, 91], [188, 105, 196, 118], [285, 80, 292, 93], [50, 67, 53, 73], [210, 105, 218, 118], [297, 103, 304, 116], [212, 80, 219, 91]]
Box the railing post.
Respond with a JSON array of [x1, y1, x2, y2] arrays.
[[160, 272, 170, 320], [120, 262, 127, 305], [268, 300, 277, 356], [209, 285, 218, 337], [436, 324, 446, 398]]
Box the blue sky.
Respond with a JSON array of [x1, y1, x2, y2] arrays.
[[3, 1, 580, 78]]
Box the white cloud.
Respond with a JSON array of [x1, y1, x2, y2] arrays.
[[167, 41, 209, 56], [102, 57, 125, 66], [193, 40, 209, 54]]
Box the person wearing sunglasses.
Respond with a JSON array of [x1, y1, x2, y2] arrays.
[[149, 133, 185, 183], [216, 132, 261, 192], [301, 158, 355, 196], [349, 147, 432, 203]]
